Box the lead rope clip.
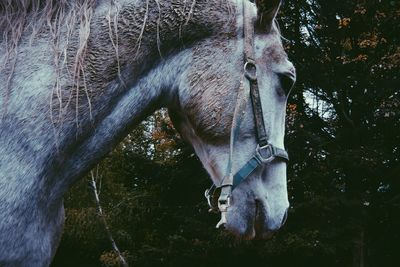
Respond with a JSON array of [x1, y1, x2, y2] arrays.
[[216, 210, 228, 229], [216, 185, 231, 228], [216, 199, 229, 229]]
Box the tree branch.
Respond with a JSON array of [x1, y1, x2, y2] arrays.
[[90, 169, 129, 267]]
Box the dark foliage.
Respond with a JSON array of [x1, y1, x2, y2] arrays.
[[52, 0, 399, 266]]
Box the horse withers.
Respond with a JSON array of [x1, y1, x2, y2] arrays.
[[0, 0, 295, 265]]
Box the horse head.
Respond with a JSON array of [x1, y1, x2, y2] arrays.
[[169, 0, 296, 238]]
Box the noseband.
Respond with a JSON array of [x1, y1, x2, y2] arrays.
[[204, 0, 289, 228]]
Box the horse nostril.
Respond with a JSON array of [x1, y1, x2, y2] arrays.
[[281, 208, 288, 226]]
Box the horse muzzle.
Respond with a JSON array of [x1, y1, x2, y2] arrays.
[[254, 199, 289, 238], [221, 194, 289, 240]]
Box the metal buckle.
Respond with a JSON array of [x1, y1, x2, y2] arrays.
[[216, 191, 231, 229], [218, 196, 230, 211], [255, 144, 275, 164], [217, 185, 232, 212]]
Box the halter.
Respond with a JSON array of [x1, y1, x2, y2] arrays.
[[204, 0, 289, 228]]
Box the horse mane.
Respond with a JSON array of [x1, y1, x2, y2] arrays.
[[0, 0, 110, 121], [0, 0, 98, 42]]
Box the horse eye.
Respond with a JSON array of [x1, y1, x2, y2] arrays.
[[278, 73, 296, 95]]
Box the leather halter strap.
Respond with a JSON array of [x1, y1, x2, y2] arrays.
[[204, 0, 289, 225]]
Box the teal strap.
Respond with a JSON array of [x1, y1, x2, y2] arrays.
[[232, 156, 260, 189], [232, 145, 289, 190]]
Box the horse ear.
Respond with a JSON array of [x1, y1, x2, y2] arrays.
[[255, 0, 282, 31]]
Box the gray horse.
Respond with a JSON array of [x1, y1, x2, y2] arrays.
[[0, 0, 295, 265]]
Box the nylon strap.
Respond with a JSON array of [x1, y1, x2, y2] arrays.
[[243, 1, 269, 147], [221, 77, 249, 188], [243, 1, 256, 63], [232, 146, 289, 190]]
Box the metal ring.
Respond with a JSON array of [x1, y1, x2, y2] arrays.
[[244, 61, 257, 81]]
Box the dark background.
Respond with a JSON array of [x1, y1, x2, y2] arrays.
[[52, 0, 400, 266]]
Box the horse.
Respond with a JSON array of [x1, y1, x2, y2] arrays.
[[0, 0, 296, 265]]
